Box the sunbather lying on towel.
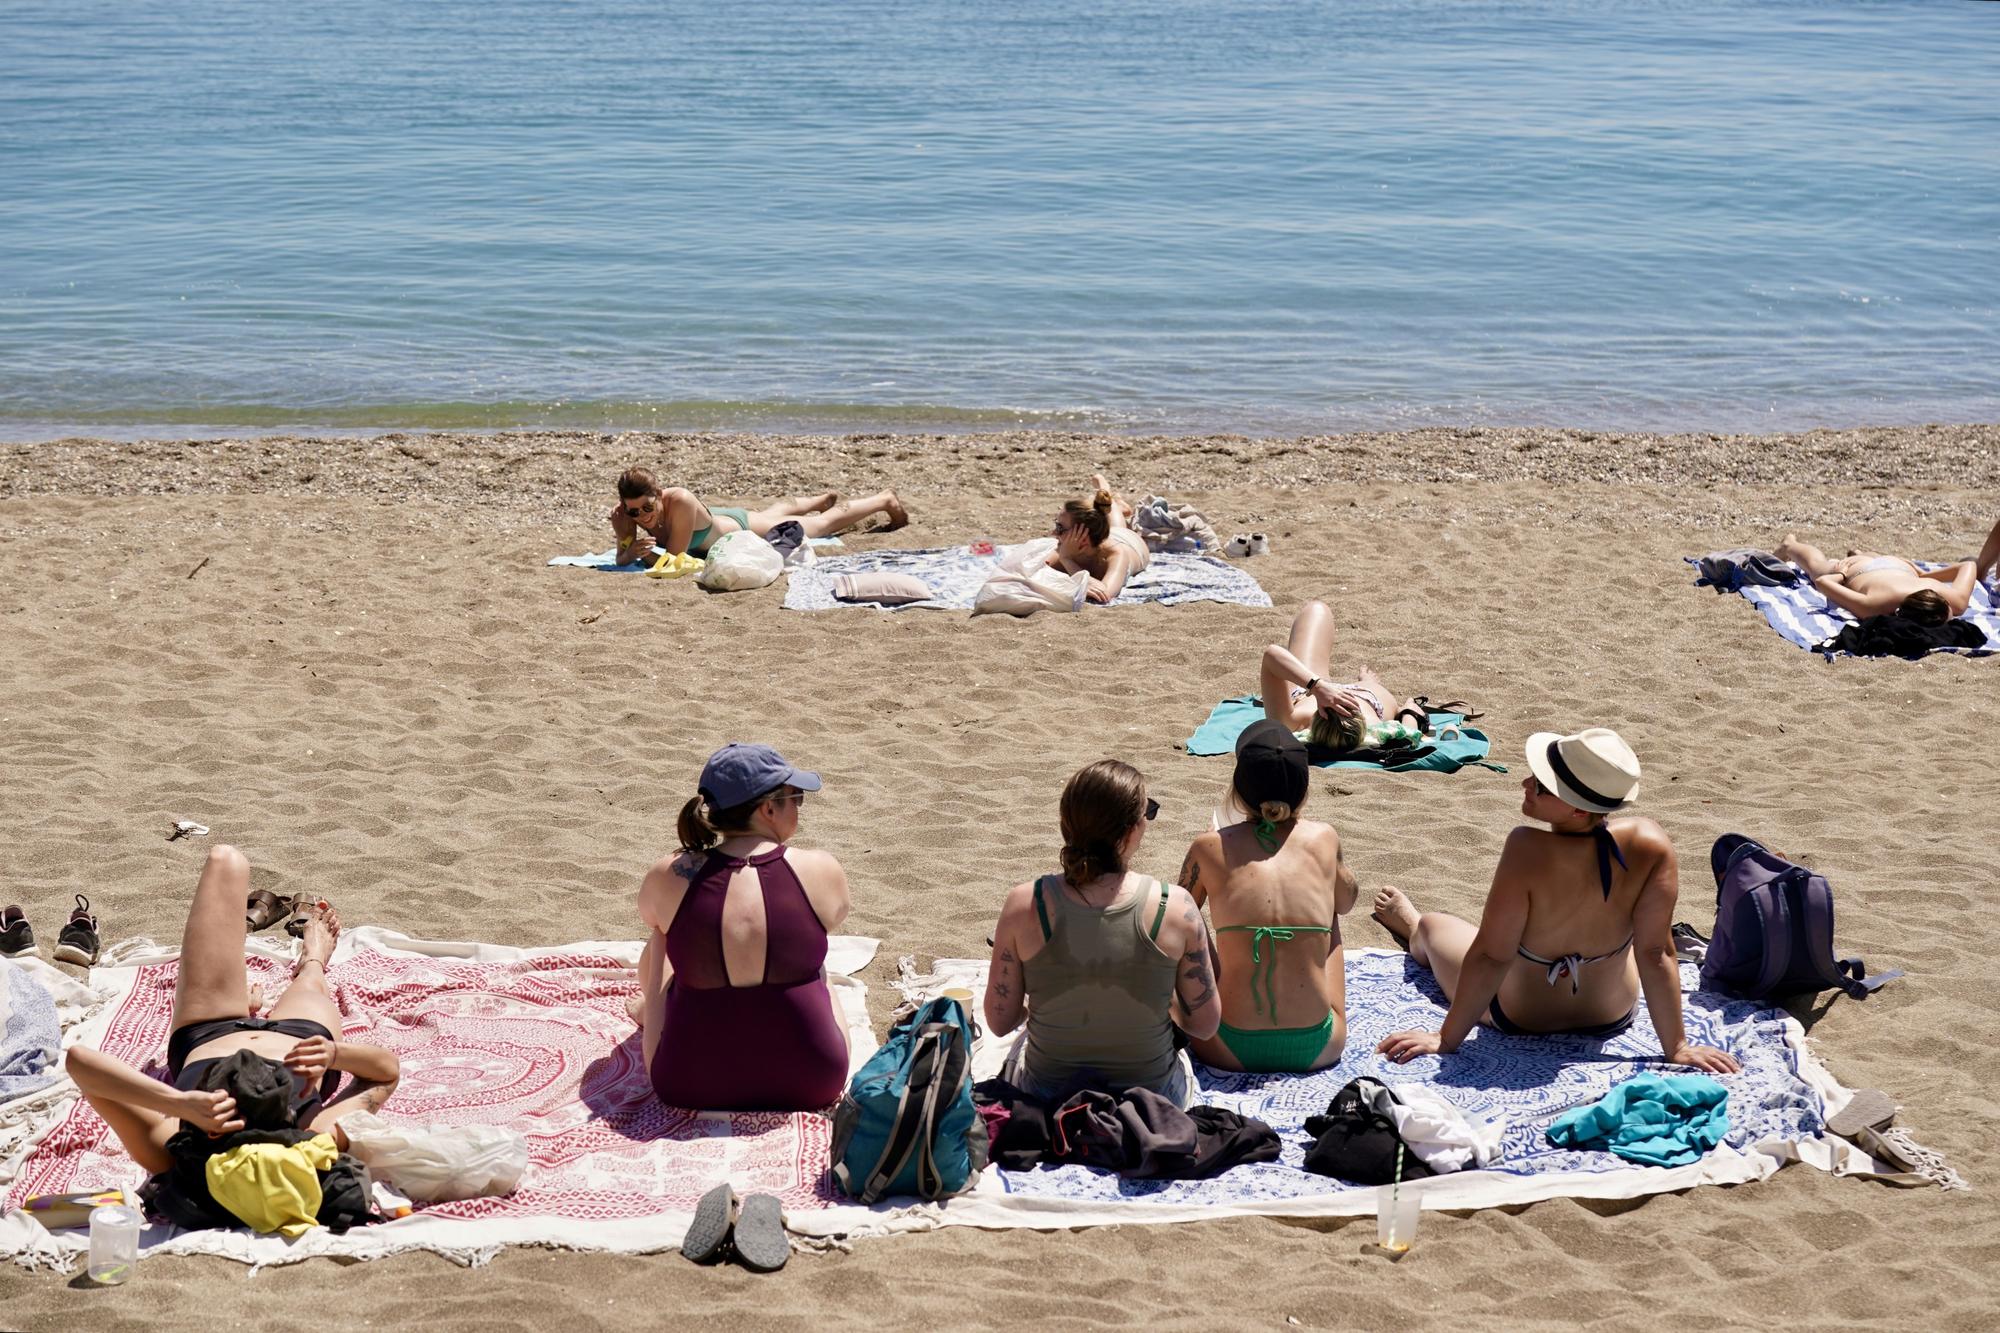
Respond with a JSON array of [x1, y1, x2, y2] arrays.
[[1977, 517, 2000, 589], [609, 467, 909, 565], [1370, 728, 1740, 1075], [1258, 600, 1424, 751], [985, 760, 1221, 1105], [1178, 721, 1356, 1074], [1030, 476, 1152, 604], [64, 847, 401, 1173], [1775, 532, 1977, 624], [632, 743, 852, 1111]]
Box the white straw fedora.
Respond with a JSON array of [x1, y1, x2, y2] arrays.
[[1524, 728, 1640, 814]]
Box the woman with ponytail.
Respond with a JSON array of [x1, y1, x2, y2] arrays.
[[984, 760, 1220, 1106], [632, 742, 853, 1110], [1177, 720, 1357, 1073]]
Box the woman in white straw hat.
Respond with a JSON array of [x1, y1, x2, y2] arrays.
[[1370, 727, 1739, 1073]]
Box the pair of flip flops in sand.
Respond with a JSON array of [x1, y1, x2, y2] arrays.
[[1825, 1088, 1965, 1189], [244, 890, 325, 938], [681, 1184, 789, 1272]]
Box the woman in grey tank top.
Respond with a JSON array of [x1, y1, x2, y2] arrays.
[[985, 760, 1221, 1107]]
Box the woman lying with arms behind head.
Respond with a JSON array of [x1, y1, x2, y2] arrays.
[[1257, 599, 1443, 756], [609, 467, 909, 565], [633, 743, 852, 1111], [1775, 531, 1977, 625], [985, 760, 1221, 1106], [1179, 720, 1356, 1074], [1372, 728, 1739, 1074], [64, 847, 400, 1175]]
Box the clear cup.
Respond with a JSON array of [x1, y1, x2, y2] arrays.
[[1375, 1182, 1420, 1253], [87, 1203, 141, 1285]]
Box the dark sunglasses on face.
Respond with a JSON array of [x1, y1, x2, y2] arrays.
[[1144, 797, 1160, 821]]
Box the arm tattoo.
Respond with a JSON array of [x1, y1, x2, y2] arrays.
[[1180, 943, 1216, 1014], [1177, 847, 1200, 891]]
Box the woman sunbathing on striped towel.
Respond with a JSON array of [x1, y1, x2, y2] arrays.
[[1775, 531, 1978, 625]]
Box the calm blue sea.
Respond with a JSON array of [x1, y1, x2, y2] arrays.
[[2, 0, 1995, 440]]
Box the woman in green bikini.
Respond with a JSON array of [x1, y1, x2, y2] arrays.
[[1178, 720, 1357, 1073], [608, 467, 910, 565]]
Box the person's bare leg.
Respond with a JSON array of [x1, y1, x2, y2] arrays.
[[1372, 887, 1478, 998], [266, 902, 342, 1033], [798, 489, 908, 536], [747, 493, 842, 530], [170, 846, 256, 1029], [1775, 534, 1838, 578], [1977, 517, 2000, 584], [1260, 599, 1335, 726], [1089, 473, 1135, 527]]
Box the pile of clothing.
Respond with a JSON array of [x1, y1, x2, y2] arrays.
[[974, 1079, 1281, 1180], [1302, 1077, 1506, 1183], [1131, 495, 1221, 554]]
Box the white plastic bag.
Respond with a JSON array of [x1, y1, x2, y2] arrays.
[[336, 1112, 528, 1203], [696, 530, 785, 591], [998, 535, 1059, 573], [972, 564, 1089, 617]]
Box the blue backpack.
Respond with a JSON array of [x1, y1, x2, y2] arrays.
[[829, 996, 987, 1204], [1698, 834, 1900, 1001]]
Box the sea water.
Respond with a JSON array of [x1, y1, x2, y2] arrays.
[[2, 0, 1995, 439]]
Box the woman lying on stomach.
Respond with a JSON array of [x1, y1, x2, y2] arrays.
[[1372, 727, 1739, 1074], [634, 742, 851, 1111], [65, 847, 400, 1174], [609, 467, 908, 564], [985, 759, 1220, 1106], [1036, 478, 1152, 605], [1179, 720, 1355, 1074]]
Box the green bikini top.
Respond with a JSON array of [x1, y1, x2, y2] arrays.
[[1214, 923, 1334, 1017]]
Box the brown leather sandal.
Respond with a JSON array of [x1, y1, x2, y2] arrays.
[[244, 890, 294, 933]]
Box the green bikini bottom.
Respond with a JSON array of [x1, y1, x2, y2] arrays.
[[1215, 1012, 1337, 1073], [686, 506, 752, 557]]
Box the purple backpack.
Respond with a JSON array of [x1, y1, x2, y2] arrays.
[[1698, 834, 1900, 1001]]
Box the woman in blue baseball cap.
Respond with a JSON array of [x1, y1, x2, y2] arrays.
[[631, 742, 853, 1110]]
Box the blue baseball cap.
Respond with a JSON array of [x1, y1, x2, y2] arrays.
[[699, 742, 822, 810]]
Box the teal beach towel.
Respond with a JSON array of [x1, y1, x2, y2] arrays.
[[1185, 696, 1505, 774]]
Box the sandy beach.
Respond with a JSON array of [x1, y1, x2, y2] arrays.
[[1, 425, 1996, 1331]]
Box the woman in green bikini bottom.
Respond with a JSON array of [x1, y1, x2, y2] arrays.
[[609, 467, 910, 565], [1178, 719, 1357, 1073]]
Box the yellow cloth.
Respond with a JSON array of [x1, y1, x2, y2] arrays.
[[205, 1133, 340, 1238], [645, 551, 705, 579]]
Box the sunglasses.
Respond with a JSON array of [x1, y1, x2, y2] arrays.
[[769, 789, 808, 808], [623, 498, 656, 517], [1144, 797, 1160, 822]]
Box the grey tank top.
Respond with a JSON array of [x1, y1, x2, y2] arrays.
[[1017, 873, 1179, 1098]]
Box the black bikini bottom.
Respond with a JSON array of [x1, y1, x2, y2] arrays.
[[1487, 994, 1636, 1040]]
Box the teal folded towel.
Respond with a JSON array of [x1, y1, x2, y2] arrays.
[[1185, 696, 1503, 774], [1546, 1072, 1731, 1167]]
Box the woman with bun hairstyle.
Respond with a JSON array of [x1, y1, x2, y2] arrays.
[[1038, 474, 1152, 604], [985, 759, 1220, 1106], [633, 742, 853, 1110], [1372, 728, 1739, 1074], [1178, 720, 1356, 1073]]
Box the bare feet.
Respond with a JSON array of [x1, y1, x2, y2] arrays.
[[882, 490, 910, 531], [1372, 886, 1420, 951], [806, 491, 840, 513], [246, 982, 266, 1014], [295, 900, 340, 973], [1775, 533, 1801, 562]]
